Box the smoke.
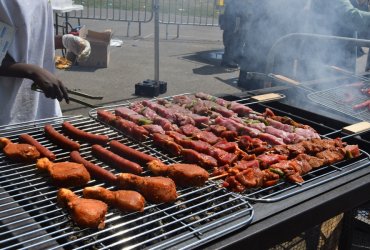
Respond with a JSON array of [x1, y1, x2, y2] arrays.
[[222, 0, 370, 118], [223, 0, 364, 88]]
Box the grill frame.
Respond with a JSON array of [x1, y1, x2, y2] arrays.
[[0, 116, 254, 250], [89, 94, 370, 203], [307, 84, 370, 122], [200, 95, 370, 250]]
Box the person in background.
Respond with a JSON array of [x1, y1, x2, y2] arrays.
[[237, 1, 306, 90], [219, 0, 247, 68], [350, 0, 370, 70], [298, 0, 370, 80], [0, 0, 90, 126]]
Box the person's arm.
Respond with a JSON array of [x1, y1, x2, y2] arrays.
[[0, 53, 69, 103], [334, 0, 370, 31]]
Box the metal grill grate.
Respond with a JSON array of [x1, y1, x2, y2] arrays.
[[0, 116, 253, 250], [307, 85, 370, 122], [89, 94, 370, 203]]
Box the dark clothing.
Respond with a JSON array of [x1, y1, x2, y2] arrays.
[[220, 0, 248, 66], [238, 1, 308, 89], [238, 0, 370, 90], [299, 0, 370, 80]]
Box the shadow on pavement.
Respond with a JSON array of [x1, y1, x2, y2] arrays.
[[181, 49, 223, 66], [192, 65, 237, 75]]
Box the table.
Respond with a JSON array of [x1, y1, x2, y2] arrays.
[[52, 4, 83, 35]]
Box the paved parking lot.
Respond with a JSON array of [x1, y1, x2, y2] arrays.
[[57, 18, 242, 117]]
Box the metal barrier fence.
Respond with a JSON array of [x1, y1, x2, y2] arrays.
[[71, 0, 154, 22], [159, 0, 222, 39], [159, 0, 221, 27], [61, 0, 154, 36], [58, 0, 221, 36]]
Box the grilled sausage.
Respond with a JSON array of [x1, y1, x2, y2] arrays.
[[62, 121, 109, 145], [19, 134, 56, 161], [44, 124, 80, 151], [353, 100, 370, 111], [109, 140, 157, 165], [70, 151, 117, 184], [92, 144, 143, 174]]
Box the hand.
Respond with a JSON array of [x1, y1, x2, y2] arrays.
[[31, 67, 69, 103]]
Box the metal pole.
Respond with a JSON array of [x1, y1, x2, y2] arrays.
[[154, 0, 160, 81]]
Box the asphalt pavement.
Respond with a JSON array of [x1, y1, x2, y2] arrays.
[[56, 18, 242, 117]]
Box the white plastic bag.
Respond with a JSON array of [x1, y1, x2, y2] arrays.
[[62, 34, 91, 62]]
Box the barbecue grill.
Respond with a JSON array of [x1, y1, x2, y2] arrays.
[[89, 93, 370, 249], [245, 71, 370, 125], [203, 93, 370, 249], [0, 116, 253, 250], [1, 92, 370, 250], [89, 94, 370, 203]]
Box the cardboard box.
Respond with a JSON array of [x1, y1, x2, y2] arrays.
[[78, 27, 112, 68]]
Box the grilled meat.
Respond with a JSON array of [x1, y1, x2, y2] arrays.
[[0, 137, 40, 162], [181, 148, 218, 169], [147, 160, 209, 187], [116, 173, 178, 203], [316, 148, 345, 165], [57, 188, 108, 229], [152, 133, 183, 155], [36, 157, 90, 187], [83, 186, 145, 212]]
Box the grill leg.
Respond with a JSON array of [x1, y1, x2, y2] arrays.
[[338, 210, 354, 250]]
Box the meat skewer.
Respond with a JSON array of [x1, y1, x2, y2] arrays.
[[83, 186, 146, 213], [214, 142, 360, 192], [57, 188, 108, 229], [116, 173, 178, 204]]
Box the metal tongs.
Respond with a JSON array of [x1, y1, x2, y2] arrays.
[[31, 82, 103, 108]]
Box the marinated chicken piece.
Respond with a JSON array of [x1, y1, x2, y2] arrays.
[[0, 137, 40, 162], [57, 188, 108, 229], [83, 186, 145, 212], [147, 160, 209, 187], [116, 173, 177, 204], [36, 157, 90, 187]]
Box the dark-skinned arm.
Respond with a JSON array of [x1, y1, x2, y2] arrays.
[[0, 53, 69, 103]]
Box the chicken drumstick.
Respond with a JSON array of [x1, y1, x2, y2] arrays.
[[116, 173, 178, 204], [147, 160, 209, 187], [36, 157, 90, 187], [83, 186, 145, 212], [0, 137, 40, 162], [57, 188, 108, 229]]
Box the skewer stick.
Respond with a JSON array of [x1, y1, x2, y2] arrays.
[[209, 173, 228, 180]]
